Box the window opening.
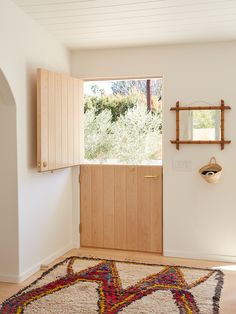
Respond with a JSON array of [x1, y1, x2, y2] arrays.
[[84, 78, 162, 165]]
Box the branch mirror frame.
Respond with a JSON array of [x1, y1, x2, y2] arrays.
[[170, 100, 231, 150]]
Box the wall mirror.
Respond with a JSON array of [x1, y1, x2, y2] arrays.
[[180, 110, 220, 141], [170, 100, 231, 150]]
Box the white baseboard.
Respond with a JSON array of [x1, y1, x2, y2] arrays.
[[18, 244, 75, 283], [0, 244, 74, 284], [164, 250, 236, 263], [0, 273, 19, 283], [2, 248, 235, 283]]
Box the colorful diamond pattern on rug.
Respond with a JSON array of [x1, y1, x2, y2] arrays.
[[0, 257, 224, 314]]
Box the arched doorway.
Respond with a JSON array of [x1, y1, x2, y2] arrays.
[[0, 69, 19, 281]]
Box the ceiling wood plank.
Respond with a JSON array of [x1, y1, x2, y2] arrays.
[[12, 0, 236, 49]]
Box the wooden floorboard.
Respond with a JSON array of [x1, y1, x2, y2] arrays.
[[0, 248, 235, 313]]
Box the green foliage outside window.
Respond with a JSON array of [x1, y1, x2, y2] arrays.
[[84, 107, 162, 163], [84, 94, 137, 122], [84, 80, 162, 164]]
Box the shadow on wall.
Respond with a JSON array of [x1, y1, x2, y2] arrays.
[[26, 64, 37, 170]]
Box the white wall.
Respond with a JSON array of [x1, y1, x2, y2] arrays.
[[0, 0, 74, 282], [71, 42, 236, 262]]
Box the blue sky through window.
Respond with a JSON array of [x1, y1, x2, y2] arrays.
[[84, 81, 113, 96]]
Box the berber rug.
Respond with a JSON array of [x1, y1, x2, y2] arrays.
[[0, 256, 224, 313]]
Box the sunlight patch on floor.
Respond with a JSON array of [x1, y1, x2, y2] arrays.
[[212, 265, 236, 271]]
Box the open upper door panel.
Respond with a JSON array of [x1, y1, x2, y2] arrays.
[[37, 68, 83, 172]]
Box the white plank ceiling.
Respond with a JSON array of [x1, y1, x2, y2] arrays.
[[13, 0, 236, 49]]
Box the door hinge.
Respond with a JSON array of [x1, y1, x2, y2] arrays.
[[79, 223, 82, 233], [79, 174, 81, 183]]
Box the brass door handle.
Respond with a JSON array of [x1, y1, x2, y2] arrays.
[[144, 175, 159, 179]]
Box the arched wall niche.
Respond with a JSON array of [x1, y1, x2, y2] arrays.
[[0, 69, 16, 106], [0, 68, 19, 281]]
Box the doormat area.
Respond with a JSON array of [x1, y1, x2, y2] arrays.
[[0, 256, 224, 313]]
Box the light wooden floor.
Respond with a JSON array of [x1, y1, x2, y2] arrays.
[[0, 248, 236, 313]]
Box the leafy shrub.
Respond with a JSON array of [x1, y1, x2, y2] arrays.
[[110, 107, 162, 163], [84, 106, 162, 163], [84, 109, 113, 160], [84, 94, 138, 122]]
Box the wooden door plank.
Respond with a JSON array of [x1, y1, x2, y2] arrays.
[[126, 166, 138, 250], [37, 69, 49, 171], [73, 79, 80, 165], [67, 77, 74, 166], [55, 73, 62, 168], [91, 165, 104, 247], [137, 166, 151, 252], [150, 166, 163, 253], [48, 71, 56, 170], [78, 80, 84, 163], [103, 166, 115, 248], [80, 165, 92, 247], [61, 75, 68, 168], [114, 166, 126, 249]]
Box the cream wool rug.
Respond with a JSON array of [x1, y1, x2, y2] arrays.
[[0, 257, 224, 314]]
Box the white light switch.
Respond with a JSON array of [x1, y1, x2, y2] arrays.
[[172, 160, 193, 172]]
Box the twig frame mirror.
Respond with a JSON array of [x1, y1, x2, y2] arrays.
[[170, 100, 231, 150]]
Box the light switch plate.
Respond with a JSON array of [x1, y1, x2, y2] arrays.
[[172, 160, 193, 172]]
